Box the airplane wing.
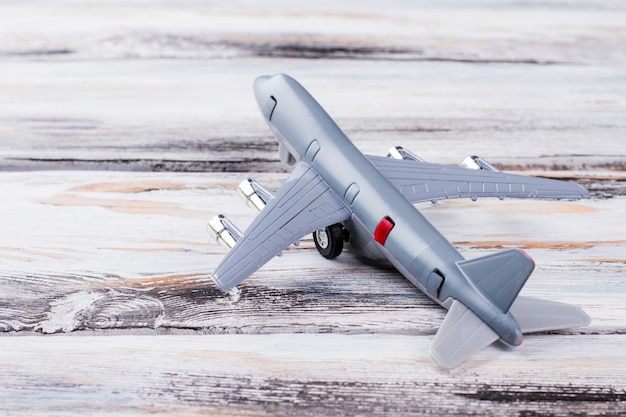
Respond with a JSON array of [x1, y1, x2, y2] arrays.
[[212, 162, 351, 292], [367, 156, 589, 204]]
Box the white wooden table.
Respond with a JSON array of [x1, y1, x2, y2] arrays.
[[1, 1, 625, 415]]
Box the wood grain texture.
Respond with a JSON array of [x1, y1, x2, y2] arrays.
[[1, 334, 625, 416], [1, 0, 625, 415], [1, 171, 624, 416]]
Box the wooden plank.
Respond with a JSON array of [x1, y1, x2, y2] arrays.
[[1, 1, 625, 172], [0, 170, 623, 336], [1, 0, 626, 415], [0, 334, 625, 416]]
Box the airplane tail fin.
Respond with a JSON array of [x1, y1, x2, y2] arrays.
[[431, 296, 591, 368], [456, 248, 535, 312], [431, 249, 535, 367], [431, 249, 590, 368]]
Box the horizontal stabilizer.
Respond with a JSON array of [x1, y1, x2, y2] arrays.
[[510, 296, 591, 333], [456, 249, 535, 312], [431, 300, 499, 368]]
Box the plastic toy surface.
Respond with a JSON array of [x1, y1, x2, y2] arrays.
[[209, 74, 591, 368]]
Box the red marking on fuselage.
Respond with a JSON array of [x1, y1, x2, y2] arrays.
[[374, 217, 395, 245]]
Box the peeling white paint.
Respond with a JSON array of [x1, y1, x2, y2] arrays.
[[37, 291, 104, 334]]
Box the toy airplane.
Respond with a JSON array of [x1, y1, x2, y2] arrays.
[[209, 73, 591, 368]]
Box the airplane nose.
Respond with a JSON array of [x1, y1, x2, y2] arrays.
[[254, 75, 281, 120], [253, 75, 272, 96], [253, 73, 294, 99], [253, 75, 272, 91], [253, 75, 273, 112]]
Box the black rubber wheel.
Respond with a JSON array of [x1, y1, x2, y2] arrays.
[[313, 223, 344, 259]]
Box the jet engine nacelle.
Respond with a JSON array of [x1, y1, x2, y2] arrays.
[[208, 214, 243, 249], [238, 178, 274, 212], [462, 155, 500, 172], [386, 146, 424, 162]]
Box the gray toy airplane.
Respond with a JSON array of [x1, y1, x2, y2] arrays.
[[209, 73, 591, 368]]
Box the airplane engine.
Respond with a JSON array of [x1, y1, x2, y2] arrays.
[[462, 155, 500, 172], [208, 214, 243, 249], [386, 146, 424, 162], [238, 178, 274, 212]]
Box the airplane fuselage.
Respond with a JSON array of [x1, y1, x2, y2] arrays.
[[253, 74, 523, 346]]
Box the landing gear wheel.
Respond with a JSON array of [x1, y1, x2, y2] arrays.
[[313, 224, 344, 259]]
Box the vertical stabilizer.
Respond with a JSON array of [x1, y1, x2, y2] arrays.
[[456, 248, 535, 312]]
